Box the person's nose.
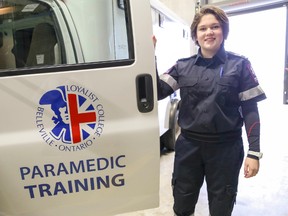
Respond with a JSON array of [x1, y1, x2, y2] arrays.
[[206, 27, 214, 35]]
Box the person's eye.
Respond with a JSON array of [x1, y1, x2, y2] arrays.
[[198, 27, 206, 32], [211, 25, 220, 30]]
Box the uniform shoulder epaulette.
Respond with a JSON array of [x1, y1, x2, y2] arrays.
[[227, 51, 248, 60]]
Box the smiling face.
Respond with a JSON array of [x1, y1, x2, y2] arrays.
[[190, 5, 229, 58], [196, 14, 224, 58]]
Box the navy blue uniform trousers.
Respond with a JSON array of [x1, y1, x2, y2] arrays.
[[172, 133, 244, 216]]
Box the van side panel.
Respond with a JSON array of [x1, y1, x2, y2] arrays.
[[0, 0, 159, 215]]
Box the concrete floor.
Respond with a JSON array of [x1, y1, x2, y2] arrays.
[[118, 103, 288, 216]]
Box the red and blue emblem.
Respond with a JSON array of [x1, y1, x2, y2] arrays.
[[36, 85, 105, 151]]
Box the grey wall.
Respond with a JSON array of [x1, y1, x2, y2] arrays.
[[158, 0, 196, 25]]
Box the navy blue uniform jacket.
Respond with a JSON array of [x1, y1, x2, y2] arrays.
[[157, 46, 266, 135]]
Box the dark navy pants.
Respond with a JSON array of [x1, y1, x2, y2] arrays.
[[172, 133, 244, 216]]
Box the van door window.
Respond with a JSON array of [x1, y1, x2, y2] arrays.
[[0, 0, 133, 73], [0, 1, 61, 70]]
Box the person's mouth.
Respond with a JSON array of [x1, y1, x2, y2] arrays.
[[205, 37, 215, 42]]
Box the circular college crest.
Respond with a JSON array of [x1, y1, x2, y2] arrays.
[[35, 85, 105, 151]]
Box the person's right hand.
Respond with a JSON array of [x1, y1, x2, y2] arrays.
[[152, 35, 157, 49]]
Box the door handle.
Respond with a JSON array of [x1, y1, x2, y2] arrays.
[[136, 74, 154, 113]]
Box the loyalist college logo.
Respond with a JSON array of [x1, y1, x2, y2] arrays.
[[36, 85, 105, 152]]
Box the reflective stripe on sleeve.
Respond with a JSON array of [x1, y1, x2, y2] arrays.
[[239, 85, 265, 101], [160, 73, 179, 91]]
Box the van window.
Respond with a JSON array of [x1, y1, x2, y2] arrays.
[[0, 0, 133, 73]]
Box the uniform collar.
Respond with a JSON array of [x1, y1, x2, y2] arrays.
[[195, 45, 227, 65]]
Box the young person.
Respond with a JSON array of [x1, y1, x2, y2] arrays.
[[154, 5, 266, 216]]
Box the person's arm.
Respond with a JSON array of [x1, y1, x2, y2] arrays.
[[242, 102, 261, 154], [155, 66, 175, 100], [153, 35, 176, 100], [242, 102, 262, 178]]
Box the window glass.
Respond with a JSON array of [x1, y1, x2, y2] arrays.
[[0, 0, 133, 73]]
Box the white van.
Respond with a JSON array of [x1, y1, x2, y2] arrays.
[[0, 0, 160, 215], [150, 0, 191, 150]]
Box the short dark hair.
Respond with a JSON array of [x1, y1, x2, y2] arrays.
[[191, 5, 229, 46]]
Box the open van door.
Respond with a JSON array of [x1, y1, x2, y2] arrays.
[[0, 0, 160, 215]]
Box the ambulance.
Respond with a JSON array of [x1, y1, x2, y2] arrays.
[[151, 0, 191, 150], [0, 0, 191, 215]]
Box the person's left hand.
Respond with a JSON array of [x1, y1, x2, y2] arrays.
[[244, 157, 260, 178]]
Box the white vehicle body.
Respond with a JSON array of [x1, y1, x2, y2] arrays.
[[0, 0, 160, 215], [150, 0, 191, 150]]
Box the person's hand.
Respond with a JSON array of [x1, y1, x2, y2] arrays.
[[152, 35, 157, 49], [244, 157, 260, 178]]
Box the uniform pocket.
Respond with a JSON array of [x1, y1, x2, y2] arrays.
[[178, 77, 198, 101], [178, 77, 198, 88], [218, 76, 238, 92], [217, 76, 239, 106]]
